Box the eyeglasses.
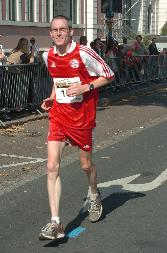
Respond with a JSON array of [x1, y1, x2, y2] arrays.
[[51, 28, 70, 34]]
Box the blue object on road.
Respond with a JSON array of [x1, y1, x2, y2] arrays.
[[67, 227, 86, 238]]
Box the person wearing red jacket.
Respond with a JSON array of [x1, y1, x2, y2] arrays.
[[39, 15, 114, 240]]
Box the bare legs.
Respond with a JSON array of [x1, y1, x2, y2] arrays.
[[79, 149, 97, 195], [47, 142, 98, 219], [47, 141, 66, 217], [79, 150, 102, 223]]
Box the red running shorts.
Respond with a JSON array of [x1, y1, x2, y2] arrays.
[[48, 121, 93, 152]]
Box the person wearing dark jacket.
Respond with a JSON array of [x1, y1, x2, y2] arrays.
[[149, 38, 160, 55]]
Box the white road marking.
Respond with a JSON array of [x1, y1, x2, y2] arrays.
[[98, 174, 140, 188], [0, 153, 46, 169], [98, 168, 167, 192]]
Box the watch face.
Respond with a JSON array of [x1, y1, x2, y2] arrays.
[[89, 84, 94, 91]]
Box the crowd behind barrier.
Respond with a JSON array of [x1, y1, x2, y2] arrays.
[[106, 54, 167, 91], [0, 54, 167, 124]]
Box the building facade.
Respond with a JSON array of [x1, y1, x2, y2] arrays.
[[0, 0, 104, 52], [0, 0, 166, 52]]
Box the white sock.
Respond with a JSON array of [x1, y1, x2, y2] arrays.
[[51, 216, 60, 224], [90, 192, 98, 201], [87, 186, 91, 198]]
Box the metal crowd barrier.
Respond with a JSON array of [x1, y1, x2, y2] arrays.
[[105, 54, 167, 92], [0, 63, 52, 125], [0, 55, 167, 125]]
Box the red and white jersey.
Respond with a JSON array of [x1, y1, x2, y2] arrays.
[[43, 41, 114, 129]]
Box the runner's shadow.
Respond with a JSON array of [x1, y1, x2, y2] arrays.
[[65, 207, 88, 234], [43, 236, 68, 247], [99, 186, 146, 221]]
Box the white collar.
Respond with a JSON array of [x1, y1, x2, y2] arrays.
[[53, 40, 76, 56]]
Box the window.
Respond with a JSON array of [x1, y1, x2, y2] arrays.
[[0, 0, 2, 20], [7, 0, 16, 21], [45, 0, 50, 23], [28, 0, 34, 22], [25, 0, 34, 22], [71, 0, 77, 24], [41, 0, 50, 23], [16, 0, 22, 21], [53, 0, 72, 21], [147, 4, 152, 33]]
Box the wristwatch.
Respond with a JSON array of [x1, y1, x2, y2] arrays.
[[89, 83, 95, 91]]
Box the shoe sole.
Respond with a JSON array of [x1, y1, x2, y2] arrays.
[[39, 233, 65, 240]]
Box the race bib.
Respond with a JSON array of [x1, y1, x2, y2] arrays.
[[53, 77, 83, 103]]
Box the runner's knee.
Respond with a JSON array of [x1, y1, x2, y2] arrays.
[[80, 157, 92, 171], [47, 162, 60, 172]]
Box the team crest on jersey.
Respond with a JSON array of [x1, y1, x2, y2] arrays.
[[51, 62, 56, 68], [70, 59, 79, 68]]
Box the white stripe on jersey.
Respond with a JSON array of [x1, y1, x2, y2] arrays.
[[80, 45, 110, 75], [79, 45, 114, 78]]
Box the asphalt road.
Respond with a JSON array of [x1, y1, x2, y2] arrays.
[[1, 84, 167, 253], [0, 119, 167, 253]]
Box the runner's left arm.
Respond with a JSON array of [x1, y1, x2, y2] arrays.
[[67, 46, 115, 96]]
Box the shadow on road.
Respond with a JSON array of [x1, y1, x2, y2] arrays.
[[101, 190, 146, 221]]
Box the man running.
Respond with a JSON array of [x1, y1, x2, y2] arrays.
[[39, 15, 114, 240]]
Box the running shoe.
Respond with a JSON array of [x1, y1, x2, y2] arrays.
[[88, 190, 103, 222], [39, 222, 65, 240]]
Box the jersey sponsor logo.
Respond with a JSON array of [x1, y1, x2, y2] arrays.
[[51, 62, 56, 68], [70, 59, 79, 68]]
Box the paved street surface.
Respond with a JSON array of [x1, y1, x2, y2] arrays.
[[0, 83, 167, 253]]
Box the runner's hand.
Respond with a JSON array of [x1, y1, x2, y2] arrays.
[[41, 98, 53, 111], [66, 83, 89, 97]]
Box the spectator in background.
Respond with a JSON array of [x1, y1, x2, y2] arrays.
[[121, 37, 132, 56], [148, 37, 160, 81], [148, 37, 160, 55], [79, 35, 88, 46], [93, 38, 105, 58], [122, 37, 127, 45], [131, 35, 148, 75], [105, 42, 117, 75], [6, 37, 34, 64], [6, 38, 35, 110], [132, 35, 148, 56], [29, 37, 39, 62], [0, 35, 7, 65], [162, 48, 167, 54], [0, 40, 10, 120], [0, 46, 6, 65], [105, 41, 123, 84], [90, 41, 95, 49]]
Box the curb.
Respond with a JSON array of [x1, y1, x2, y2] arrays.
[[0, 112, 48, 128]]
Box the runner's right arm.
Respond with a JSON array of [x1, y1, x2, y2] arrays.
[[41, 84, 54, 111]]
